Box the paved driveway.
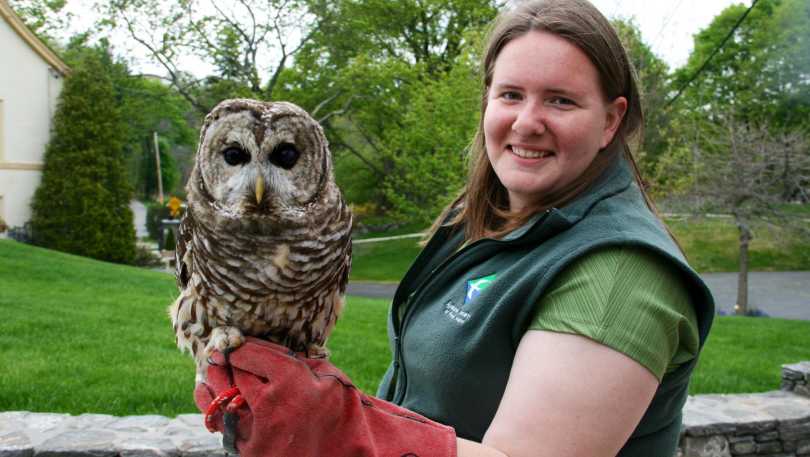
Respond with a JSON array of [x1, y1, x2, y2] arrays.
[[701, 271, 810, 320], [348, 271, 810, 320]]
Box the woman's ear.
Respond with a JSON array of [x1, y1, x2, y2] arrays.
[[601, 96, 628, 149]]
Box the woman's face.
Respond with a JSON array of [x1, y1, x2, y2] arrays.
[[484, 30, 627, 212]]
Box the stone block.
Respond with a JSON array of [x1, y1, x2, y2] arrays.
[[23, 413, 71, 433], [730, 440, 756, 454], [108, 416, 171, 432], [798, 439, 810, 454], [757, 431, 780, 442], [734, 421, 778, 435], [171, 415, 204, 428], [783, 368, 805, 382], [36, 430, 118, 457], [0, 413, 30, 433], [729, 435, 755, 443], [795, 384, 810, 397], [756, 440, 783, 453], [780, 419, 810, 441], [681, 435, 731, 457], [116, 437, 179, 457], [0, 431, 33, 457], [174, 436, 225, 457], [782, 362, 810, 377], [73, 415, 116, 427]]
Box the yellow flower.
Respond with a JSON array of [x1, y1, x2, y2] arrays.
[[167, 197, 183, 218]]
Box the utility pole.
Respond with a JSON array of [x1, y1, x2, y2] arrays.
[[154, 131, 164, 204]]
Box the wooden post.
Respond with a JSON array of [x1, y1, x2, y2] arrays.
[[735, 223, 751, 316], [154, 131, 164, 204]]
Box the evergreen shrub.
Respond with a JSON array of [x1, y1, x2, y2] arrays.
[[30, 49, 136, 264]]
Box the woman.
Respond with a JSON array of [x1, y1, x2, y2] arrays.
[[196, 1, 714, 456]]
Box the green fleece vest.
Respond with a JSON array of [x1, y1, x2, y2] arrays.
[[376, 157, 714, 456]]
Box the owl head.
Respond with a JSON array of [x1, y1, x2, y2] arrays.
[[187, 99, 336, 222]]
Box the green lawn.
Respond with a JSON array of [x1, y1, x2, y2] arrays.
[[667, 217, 810, 273], [1, 239, 809, 417], [350, 216, 810, 282], [0, 239, 389, 416]]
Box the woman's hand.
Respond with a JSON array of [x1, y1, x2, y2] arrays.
[[195, 337, 457, 457]]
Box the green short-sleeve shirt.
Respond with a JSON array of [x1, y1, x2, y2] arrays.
[[529, 246, 699, 380]]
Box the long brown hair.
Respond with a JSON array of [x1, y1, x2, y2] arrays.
[[428, 0, 669, 244]]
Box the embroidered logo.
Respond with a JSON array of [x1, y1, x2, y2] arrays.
[[464, 274, 497, 306]]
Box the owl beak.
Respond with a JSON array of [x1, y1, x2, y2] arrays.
[[254, 175, 265, 204]]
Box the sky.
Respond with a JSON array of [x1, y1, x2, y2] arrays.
[[590, 0, 744, 69], [59, 0, 747, 76]]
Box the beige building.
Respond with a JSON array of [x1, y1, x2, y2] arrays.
[[0, 0, 69, 233]]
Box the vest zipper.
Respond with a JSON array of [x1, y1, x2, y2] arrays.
[[393, 238, 493, 404]]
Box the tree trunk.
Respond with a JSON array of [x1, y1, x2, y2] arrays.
[[735, 223, 752, 316]]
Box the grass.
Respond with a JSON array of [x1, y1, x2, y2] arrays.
[[350, 216, 810, 282], [350, 237, 423, 282], [1, 239, 809, 416], [689, 315, 810, 394], [667, 217, 810, 273], [0, 239, 389, 416]]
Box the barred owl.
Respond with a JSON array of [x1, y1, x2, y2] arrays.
[[169, 99, 352, 382]]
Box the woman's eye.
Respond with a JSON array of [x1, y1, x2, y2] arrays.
[[270, 142, 300, 170], [222, 147, 251, 166], [549, 96, 576, 107], [501, 91, 522, 101]]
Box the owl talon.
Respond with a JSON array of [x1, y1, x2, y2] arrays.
[[205, 326, 245, 359]]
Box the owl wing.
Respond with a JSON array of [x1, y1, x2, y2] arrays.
[[339, 238, 351, 295], [175, 211, 195, 290]]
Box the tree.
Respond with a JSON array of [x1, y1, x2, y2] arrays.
[[60, 35, 195, 200], [7, 0, 71, 46], [276, 0, 500, 215], [104, 0, 317, 115], [611, 19, 673, 177], [661, 0, 810, 205], [30, 49, 137, 264], [680, 116, 809, 315], [379, 36, 481, 224]]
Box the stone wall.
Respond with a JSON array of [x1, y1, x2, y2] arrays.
[[679, 362, 810, 457], [1, 362, 809, 457], [782, 362, 810, 398], [0, 413, 223, 457]]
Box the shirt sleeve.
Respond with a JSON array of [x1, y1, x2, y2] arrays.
[[528, 246, 699, 381]]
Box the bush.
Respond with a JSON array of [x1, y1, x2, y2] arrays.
[[7, 224, 32, 244], [0, 217, 7, 233], [29, 49, 136, 264], [132, 245, 165, 268]]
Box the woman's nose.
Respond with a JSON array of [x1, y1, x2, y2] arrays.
[[512, 103, 546, 137]]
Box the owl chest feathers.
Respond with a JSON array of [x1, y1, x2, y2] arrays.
[[176, 204, 351, 349]]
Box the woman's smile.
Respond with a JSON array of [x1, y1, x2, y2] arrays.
[[509, 145, 555, 160]]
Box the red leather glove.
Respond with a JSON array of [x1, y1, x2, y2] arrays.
[[194, 337, 457, 457]]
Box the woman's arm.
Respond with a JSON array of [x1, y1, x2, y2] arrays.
[[457, 329, 659, 457]]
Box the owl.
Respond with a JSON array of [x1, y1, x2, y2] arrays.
[[169, 99, 352, 383]]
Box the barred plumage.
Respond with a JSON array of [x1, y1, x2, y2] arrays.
[[168, 99, 352, 382]]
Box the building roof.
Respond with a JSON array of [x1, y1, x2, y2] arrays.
[[0, 0, 70, 76]]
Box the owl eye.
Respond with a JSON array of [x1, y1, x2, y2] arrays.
[[270, 143, 300, 169], [223, 147, 250, 166]]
